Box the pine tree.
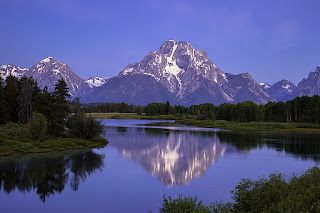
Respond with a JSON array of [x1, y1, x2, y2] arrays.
[[5, 75, 19, 123], [0, 77, 9, 124], [18, 77, 34, 124], [49, 79, 71, 135]]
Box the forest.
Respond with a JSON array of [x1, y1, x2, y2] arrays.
[[0, 76, 106, 155]]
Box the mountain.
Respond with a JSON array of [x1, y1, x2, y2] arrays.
[[0, 57, 91, 97], [0, 64, 28, 79], [86, 77, 109, 88], [2, 41, 320, 106], [222, 72, 274, 104], [86, 40, 274, 105], [267, 79, 296, 102], [295, 66, 320, 97]]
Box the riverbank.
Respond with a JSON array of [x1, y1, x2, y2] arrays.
[[87, 113, 179, 120], [175, 119, 320, 132], [0, 123, 108, 156], [87, 113, 320, 132]]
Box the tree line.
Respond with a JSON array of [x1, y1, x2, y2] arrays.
[[0, 75, 104, 140], [144, 96, 320, 123]]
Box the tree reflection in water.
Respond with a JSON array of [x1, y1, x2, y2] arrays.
[[0, 150, 104, 202]]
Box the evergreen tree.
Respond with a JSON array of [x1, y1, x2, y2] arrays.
[[49, 79, 71, 135], [0, 77, 9, 124], [5, 75, 19, 123], [18, 77, 34, 124]]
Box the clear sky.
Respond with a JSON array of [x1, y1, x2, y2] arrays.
[[1, 0, 320, 85]]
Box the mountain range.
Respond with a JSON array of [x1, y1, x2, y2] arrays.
[[1, 40, 319, 106]]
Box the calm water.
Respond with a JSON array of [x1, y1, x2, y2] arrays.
[[0, 119, 319, 212]]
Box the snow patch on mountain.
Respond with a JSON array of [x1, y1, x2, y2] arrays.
[[282, 84, 293, 93], [259, 82, 271, 89]]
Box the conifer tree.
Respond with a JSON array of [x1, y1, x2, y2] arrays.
[[18, 77, 34, 124], [49, 79, 71, 135], [5, 75, 19, 123], [0, 77, 9, 124]]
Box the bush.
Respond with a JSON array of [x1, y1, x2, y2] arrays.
[[157, 166, 320, 213], [160, 195, 212, 213], [27, 112, 47, 141], [67, 114, 105, 140]]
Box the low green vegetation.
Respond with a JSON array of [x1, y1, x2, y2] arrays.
[[175, 119, 320, 132], [158, 166, 320, 213], [87, 113, 179, 120], [0, 122, 107, 156]]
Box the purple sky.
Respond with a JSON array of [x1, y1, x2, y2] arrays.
[[1, 0, 320, 85]]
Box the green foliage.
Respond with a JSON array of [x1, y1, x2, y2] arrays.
[[49, 79, 71, 135], [18, 77, 35, 124], [5, 75, 19, 123], [0, 77, 9, 124], [67, 114, 105, 140], [27, 112, 48, 141], [0, 123, 108, 156], [158, 166, 320, 213], [160, 195, 212, 213]]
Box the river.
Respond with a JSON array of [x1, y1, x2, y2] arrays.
[[0, 119, 319, 212]]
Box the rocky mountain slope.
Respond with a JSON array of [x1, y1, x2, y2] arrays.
[[267, 79, 296, 102], [295, 66, 320, 97]]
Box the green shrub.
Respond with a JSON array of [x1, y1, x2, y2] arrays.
[[160, 195, 212, 213], [157, 166, 320, 213], [67, 114, 105, 140], [27, 112, 47, 141]]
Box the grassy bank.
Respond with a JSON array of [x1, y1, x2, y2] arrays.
[[0, 123, 108, 156], [86, 113, 320, 132], [87, 113, 179, 120], [175, 119, 320, 132]]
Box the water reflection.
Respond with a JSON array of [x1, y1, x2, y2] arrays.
[[110, 128, 242, 186], [0, 149, 104, 202], [109, 126, 320, 186], [217, 131, 320, 162]]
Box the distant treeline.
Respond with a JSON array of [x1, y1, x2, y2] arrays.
[[82, 95, 320, 123], [81, 102, 144, 114]]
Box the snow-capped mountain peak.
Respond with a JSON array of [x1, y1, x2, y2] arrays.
[[0, 64, 28, 79], [40, 57, 54, 63], [86, 77, 109, 88], [118, 40, 227, 98]]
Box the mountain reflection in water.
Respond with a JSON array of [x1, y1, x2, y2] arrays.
[[0, 150, 104, 202], [111, 128, 243, 186], [110, 126, 320, 186]]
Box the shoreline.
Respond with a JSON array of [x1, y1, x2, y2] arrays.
[[0, 142, 108, 157], [0, 123, 109, 157], [88, 113, 320, 133]]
